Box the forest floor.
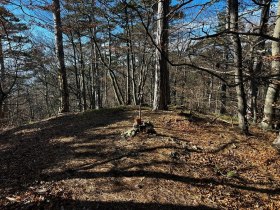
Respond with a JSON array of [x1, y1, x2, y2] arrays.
[[0, 107, 280, 210]]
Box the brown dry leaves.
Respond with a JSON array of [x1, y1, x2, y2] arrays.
[[0, 108, 279, 209]]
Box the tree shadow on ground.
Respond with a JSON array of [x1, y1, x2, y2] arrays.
[[0, 108, 131, 192], [1, 108, 280, 209], [45, 169, 280, 195], [6, 197, 218, 210]]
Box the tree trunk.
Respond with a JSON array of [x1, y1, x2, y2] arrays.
[[94, 42, 101, 110], [124, 2, 131, 105], [53, 0, 70, 113], [69, 33, 82, 111], [108, 25, 124, 105], [78, 34, 87, 111], [261, 0, 280, 129], [249, 0, 270, 123], [208, 75, 214, 110], [0, 36, 4, 84], [0, 36, 5, 118], [89, 30, 96, 109], [229, 0, 249, 134], [220, 82, 227, 114], [153, 0, 170, 110]]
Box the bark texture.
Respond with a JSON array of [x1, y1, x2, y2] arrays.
[[153, 0, 170, 110], [261, 0, 280, 129], [53, 0, 70, 113], [229, 0, 249, 134]]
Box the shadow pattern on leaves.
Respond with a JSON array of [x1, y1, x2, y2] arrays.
[[5, 198, 218, 210], [0, 108, 131, 191]]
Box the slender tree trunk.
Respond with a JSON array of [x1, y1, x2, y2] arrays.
[[124, 2, 131, 105], [89, 31, 96, 109], [104, 69, 108, 106], [94, 41, 101, 110], [0, 36, 4, 83], [249, 0, 270, 123], [131, 53, 137, 105], [153, 0, 170, 110], [220, 82, 227, 114], [78, 34, 87, 111], [261, 0, 280, 129], [69, 34, 82, 111], [220, 41, 229, 114], [0, 36, 5, 118], [42, 65, 51, 117], [108, 26, 125, 105], [208, 75, 214, 110], [229, 0, 249, 134], [53, 0, 69, 113], [126, 47, 131, 105]]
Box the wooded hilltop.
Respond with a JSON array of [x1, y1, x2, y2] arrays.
[[1, 1, 280, 209], [0, 0, 280, 136]]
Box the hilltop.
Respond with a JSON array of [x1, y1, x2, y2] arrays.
[[0, 107, 279, 209]]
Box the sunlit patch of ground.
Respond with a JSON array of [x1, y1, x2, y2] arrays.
[[0, 107, 279, 209]]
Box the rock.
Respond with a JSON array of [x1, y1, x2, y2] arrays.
[[122, 121, 156, 138], [273, 133, 280, 149], [122, 128, 138, 138]]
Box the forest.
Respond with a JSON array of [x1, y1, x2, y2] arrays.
[[0, 0, 280, 209]]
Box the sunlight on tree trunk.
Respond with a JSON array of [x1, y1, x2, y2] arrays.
[[228, 0, 249, 134], [153, 0, 170, 111], [261, 0, 280, 129]]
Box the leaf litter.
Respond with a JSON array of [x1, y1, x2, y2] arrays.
[[0, 107, 279, 209]]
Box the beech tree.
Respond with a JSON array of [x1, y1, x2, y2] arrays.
[[153, 0, 170, 110], [248, 0, 270, 123], [261, 0, 280, 129], [228, 0, 249, 134]]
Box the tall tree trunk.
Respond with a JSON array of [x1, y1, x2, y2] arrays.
[[220, 28, 230, 114], [69, 33, 82, 111], [108, 25, 125, 105], [249, 0, 270, 123], [89, 36, 95, 109], [0, 36, 5, 118], [53, 0, 69, 113], [220, 82, 227, 114], [208, 75, 214, 110], [90, 0, 101, 110], [153, 0, 170, 110], [261, 0, 280, 129], [229, 0, 249, 134], [94, 42, 101, 110], [78, 34, 87, 111], [0, 36, 4, 84], [124, 2, 131, 105]]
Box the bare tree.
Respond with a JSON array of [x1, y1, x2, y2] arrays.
[[53, 0, 70, 112], [261, 0, 280, 129], [153, 0, 170, 110], [228, 0, 249, 134], [249, 0, 270, 123]]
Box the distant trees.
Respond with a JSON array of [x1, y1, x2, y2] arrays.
[[0, 4, 29, 119]]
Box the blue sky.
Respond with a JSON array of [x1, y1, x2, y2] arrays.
[[2, 0, 271, 42]]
